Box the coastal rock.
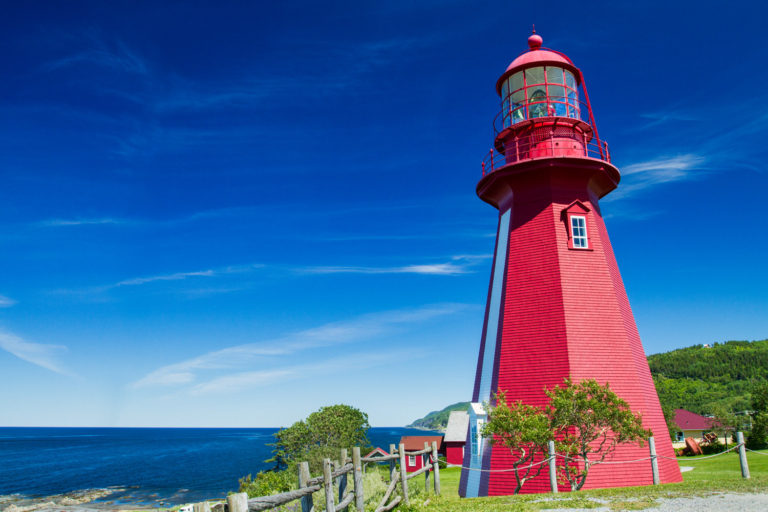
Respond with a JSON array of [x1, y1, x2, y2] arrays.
[[5, 501, 57, 512]]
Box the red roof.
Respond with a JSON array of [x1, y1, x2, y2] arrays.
[[505, 48, 573, 73], [398, 435, 443, 451], [495, 33, 580, 94], [364, 447, 389, 458], [673, 409, 714, 430]]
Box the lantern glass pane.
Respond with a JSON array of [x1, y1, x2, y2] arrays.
[[547, 66, 564, 84], [565, 70, 576, 88], [525, 67, 544, 87], [548, 84, 566, 116], [548, 84, 565, 104], [511, 89, 526, 122], [510, 72, 524, 93], [528, 87, 548, 118]]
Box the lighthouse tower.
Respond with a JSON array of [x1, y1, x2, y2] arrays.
[[459, 33, 682, 496]]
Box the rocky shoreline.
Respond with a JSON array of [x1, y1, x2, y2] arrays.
[[0, 489, 174, 512]]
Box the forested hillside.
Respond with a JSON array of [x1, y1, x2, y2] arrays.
[[649, 339, 768, 415], [409, 340, 768, 429], [408, 402, 470, 431]]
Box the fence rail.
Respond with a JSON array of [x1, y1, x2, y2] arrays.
[[189, 433, 759, 510], [197, 442, 440, 512]]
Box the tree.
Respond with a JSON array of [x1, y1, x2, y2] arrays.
[[482, 391, 552, 494], [547, 379, 651, 491], [267, 404, 371, 473], [747, 381, 768, 449], [708, 404, 737, 449], [661, 403, 679, 441]]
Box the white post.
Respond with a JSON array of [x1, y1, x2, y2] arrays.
[[737, 431, 750, 479], [649, 436, 659, 485], [548, 440, 558, 493]]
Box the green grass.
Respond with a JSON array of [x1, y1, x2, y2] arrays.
[[396, 450, 768, 511]]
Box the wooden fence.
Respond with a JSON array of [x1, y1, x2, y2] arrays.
[[194, 441, 440, 512]]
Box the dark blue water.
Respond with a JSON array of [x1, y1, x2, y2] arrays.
[[0, 427, 437, 505]]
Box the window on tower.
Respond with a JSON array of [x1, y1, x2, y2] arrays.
[[570, 215, 588, 249], [562, 201, 592, 250]]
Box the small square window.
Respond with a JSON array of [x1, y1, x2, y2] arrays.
[[408, 455, 416, 466], [570, 215, 588, 249]]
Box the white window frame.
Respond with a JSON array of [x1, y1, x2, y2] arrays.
[[408, 455, 416, 466], [570, 215, 588, 249]]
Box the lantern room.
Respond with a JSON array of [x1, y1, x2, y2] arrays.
[[483, 32, 611, 173]]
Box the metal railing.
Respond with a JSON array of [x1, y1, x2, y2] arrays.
[[494, 96, 592, 135], [481, 131, 610, 176]]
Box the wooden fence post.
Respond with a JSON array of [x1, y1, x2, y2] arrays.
[[548, 440, 558, 493], [227, 493, 248, 512], [431, 440, 441, 496], [299, 461, 313, 512], [399, 443, 409, 505], [389, 444, 397, 483], [352, 447, 364, 512], [193, 502, 211, 512], [338, 448, 348, 510], [649, 436, 659, 485], [323, 458, 336, 512], [424, 442, 430, 493], [737, 431, 751, 479]]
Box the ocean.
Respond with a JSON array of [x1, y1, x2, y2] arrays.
[[0, 427, 437, 506]]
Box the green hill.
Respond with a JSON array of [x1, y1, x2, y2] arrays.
[[649, 339, 768, 415], [409, 339, 768, 427], [407, 402, 470, 431]]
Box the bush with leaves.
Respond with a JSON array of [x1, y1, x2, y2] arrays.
[[547, 379, 651, 491], [238, 470, 291, 497], [482, 391, 551, 494], [267, 404, 371, 474]]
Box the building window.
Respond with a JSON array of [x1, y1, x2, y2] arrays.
[[408, 455, 416, 466], [570, 215, 588, 249], [676, 432, 684, 442]]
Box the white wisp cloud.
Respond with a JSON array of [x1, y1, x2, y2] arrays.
[[131, 303, 468, 392], [0, 330, 73, 376]]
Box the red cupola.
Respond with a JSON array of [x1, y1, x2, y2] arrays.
[[482, 32, 619, 197], [460, 32, 681, 497]]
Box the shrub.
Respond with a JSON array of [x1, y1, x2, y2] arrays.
[[238, 470, 291, 498], [699, 440, 725, 455]]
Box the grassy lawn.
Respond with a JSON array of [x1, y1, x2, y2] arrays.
[[399, 450, 768, 511]]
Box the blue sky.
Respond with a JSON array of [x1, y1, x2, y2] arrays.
[[1, 1, 766, 427]]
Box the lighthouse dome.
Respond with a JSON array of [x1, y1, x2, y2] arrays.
[[495, 34, 580, 95], [504, 48, 573, 73]]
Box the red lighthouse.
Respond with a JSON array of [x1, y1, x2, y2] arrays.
[[459, 32, 682, 496]]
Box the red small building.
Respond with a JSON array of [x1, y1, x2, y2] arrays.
[[444, 411, 469, 465], [398, 435, 443, 473], [672, 409, 719, 445]]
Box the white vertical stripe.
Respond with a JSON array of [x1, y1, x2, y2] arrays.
[[476, 207, 510, 403], [465, 207, 510, 498]]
